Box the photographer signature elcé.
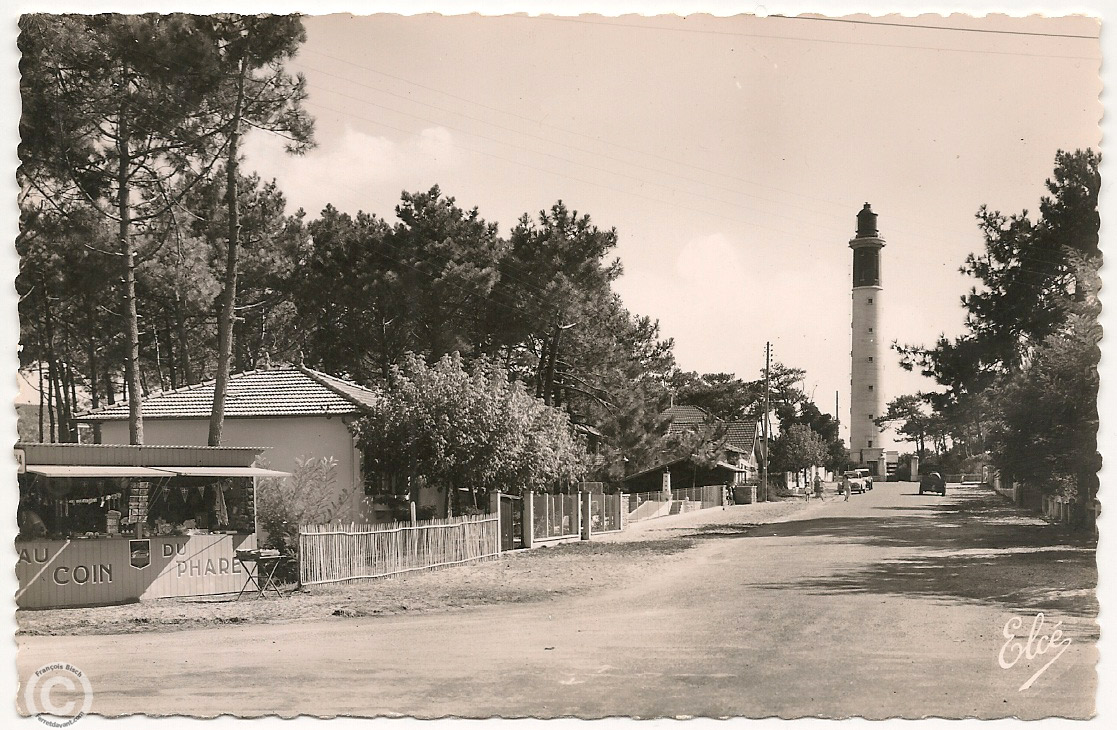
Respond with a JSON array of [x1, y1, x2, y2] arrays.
[[999, 613, 1073, 691]]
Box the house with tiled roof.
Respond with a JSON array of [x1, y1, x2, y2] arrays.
[[662, 404, 711, 437], [77, 367, 381, 525], [623, 405, 763, 494]]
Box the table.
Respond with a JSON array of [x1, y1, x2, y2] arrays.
[[234, 549, 287, 600]]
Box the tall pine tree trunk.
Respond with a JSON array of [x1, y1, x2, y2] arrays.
[[208, 59, 247, 447], [173, 294, 193, 385], [165, 320, 178, 389], [118, 70, 144, 445], [40, 275, 68, 442], [36, 350, 45, 442], [87, 332, 101, 444]]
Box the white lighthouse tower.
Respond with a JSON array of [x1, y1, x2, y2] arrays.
[[849, 203, 887, 475]]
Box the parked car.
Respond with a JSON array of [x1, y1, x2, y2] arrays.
[[919, 471, 946, 495], [855, 468, 873, 490], [843, 470, 868, 494]]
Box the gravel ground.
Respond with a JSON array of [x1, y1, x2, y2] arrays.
[[17, 496, 815, 637]]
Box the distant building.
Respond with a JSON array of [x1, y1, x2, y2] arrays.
[[623, 405, 762, 493]]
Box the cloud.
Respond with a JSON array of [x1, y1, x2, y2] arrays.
[[241, 124, 460, 217], [675, 233, 747, 286]]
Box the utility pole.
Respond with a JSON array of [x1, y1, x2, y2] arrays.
[[761, 342, 771, 502]]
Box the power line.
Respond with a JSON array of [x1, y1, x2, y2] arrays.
[[294, 48, 1051, 248], [300, 98, 847, 249], [775, 15, 1099, 41], [301, 47, 854, 214], [293, 58, 857, 232], [511, 15, 1100, 61], [299, 83, 859, 241]]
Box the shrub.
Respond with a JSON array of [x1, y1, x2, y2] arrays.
[[256, 455, 350, 554]]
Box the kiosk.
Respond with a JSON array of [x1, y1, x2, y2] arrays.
[[15, 443, 288, 609]]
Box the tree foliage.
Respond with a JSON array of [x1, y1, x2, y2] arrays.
[[670, 371, 754, 421], [896, 150, 1100, 502], [351, 354, 587, 515], [983, 251, 1101, 500], [19, 14, 235, 443], [769, 424, 828, 486]]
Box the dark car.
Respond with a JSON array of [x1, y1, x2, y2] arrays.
[[919, 471, 946, 495]]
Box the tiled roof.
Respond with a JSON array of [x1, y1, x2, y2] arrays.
[[663, 405, 709, 425], [301, 368, 380, 410], [663, 404, 711, 437], [725, 421, 759, 453], [78, 367, 379, 422]]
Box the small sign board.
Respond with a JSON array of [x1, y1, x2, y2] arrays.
[[128, 483, 150, 525]]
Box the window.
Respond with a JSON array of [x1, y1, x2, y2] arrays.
[[868, 385, 874, 391], [868, 440, 873, 448], [868, 327, 874, 333], [868, 356, 874, 362], [867, 298, 874, 304]]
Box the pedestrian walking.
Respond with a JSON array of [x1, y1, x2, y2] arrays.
[[814, 474, 824, 501], [843, 474, 851, 502]]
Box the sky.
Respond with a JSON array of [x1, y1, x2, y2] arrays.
[[237, 11, 1102, 447]]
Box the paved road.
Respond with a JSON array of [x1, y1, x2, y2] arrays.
[[17, 482, 1096, 719]]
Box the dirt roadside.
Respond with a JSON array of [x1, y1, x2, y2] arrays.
[[17, 497, 817, 637]]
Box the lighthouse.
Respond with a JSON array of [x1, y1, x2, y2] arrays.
[[849, 203, 887, 474]]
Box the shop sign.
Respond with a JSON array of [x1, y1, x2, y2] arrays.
[[129, 539, 151, 570], [17, 534, 255, 609]]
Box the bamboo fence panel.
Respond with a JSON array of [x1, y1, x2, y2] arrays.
[[299, 513, 500, 586]]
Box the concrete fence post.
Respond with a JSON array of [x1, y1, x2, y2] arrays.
[[580, 492, 591, 540], [523, 492, 534, 549], [489, 491, 502, 553]]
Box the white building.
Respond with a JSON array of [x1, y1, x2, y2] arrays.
[[77, 367, 379, 523]]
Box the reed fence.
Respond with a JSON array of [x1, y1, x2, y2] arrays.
[[299, 513, 500, 586]]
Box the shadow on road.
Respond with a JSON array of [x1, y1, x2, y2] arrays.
[[711, 486, 1098, 621]]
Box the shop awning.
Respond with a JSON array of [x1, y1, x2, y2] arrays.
[[160, 466, 291, 478], [25, 465, 290, 478], [26, 465, 175, 478]]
